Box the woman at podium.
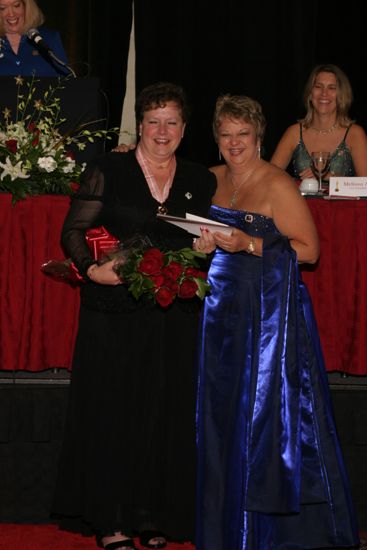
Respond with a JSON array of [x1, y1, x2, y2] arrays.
[[0, 0, 69, 76]]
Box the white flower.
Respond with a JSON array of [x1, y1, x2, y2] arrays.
[[0, 76, 117, 203], [37, 156, 57, 172], [62, 157, 76, 174], [0, 157, 29, 181]]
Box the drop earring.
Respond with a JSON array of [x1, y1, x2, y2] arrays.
[[219, 149, 222, 161], [257, 146, 261, 159]]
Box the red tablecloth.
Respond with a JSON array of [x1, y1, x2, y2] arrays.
[[1, 194, 366, 374], [302, 198, 367, 375], [0, 194, 80, 372]]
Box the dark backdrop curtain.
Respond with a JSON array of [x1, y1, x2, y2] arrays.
[[37, 0, 367, 166]]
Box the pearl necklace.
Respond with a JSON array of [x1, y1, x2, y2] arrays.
[[229, 168, 255, 208], [309, 123, 338, 134]]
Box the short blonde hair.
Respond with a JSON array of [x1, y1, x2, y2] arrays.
[[0, 0, 45, 36], [301, 64, 354, 128], [213, 94, 266, 143]]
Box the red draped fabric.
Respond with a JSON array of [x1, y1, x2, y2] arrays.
[[302, 198, 367, 375], [0, 194, 80, 372], [1, 194, 366, 374]]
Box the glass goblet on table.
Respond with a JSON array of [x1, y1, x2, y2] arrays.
[[310, 151, 331, 194]]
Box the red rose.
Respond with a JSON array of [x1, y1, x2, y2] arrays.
[[138, 248, 164, 275], [184, 267, 198, 278], [155, 287, 175, 307], [70, 182, 80, 192], [178, 278, 198, 299], [197, 270, 207, 280], [5, 139, 17, 153], [162, 261, 184, 280], [144, 248, 164, 262], [150, 273, 165, 288], [28, 124, 40, 146], [65, 150, 75, 160], [163, 277, 179, 294]]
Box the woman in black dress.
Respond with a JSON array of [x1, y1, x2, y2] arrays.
[[52, 82, 216, 550]]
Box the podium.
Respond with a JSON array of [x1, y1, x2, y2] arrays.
[[0, 76, 109, 164]]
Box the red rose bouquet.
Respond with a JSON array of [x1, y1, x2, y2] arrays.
[[112, 245, 211, 308], [41, 229, 211, 308]]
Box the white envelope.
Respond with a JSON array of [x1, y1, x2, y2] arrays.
[[157, 212, 232, 237]]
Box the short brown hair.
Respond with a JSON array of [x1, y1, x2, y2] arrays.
[[135, 82, 190, 128]]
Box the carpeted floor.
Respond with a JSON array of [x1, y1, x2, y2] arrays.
[[0, 524, 366, 550], [0, 524, 194, 550]]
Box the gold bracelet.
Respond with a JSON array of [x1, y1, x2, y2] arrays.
[[246, 237, 256, 254]]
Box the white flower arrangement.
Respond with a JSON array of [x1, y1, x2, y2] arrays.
[[0, 76, 117, 204]]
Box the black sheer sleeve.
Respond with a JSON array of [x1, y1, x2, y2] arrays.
[[61, 162, 105, 278]]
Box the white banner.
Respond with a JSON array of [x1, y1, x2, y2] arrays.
[[119, 1, 136, 145]]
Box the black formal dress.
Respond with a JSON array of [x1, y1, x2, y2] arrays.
[[52, 151, 216, 541]]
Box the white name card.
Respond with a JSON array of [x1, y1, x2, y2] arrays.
[[329, 177, 367, 197]]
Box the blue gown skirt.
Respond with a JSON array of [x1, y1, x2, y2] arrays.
[[196, 206, 359, 550]]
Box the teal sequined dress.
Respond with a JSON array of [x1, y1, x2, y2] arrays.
[[291, 123, 355, 178]]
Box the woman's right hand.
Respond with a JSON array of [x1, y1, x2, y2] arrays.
[[87, 260, 122, 285]]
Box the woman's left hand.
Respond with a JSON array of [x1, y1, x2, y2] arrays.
[[193, 228, 216, 253], [214, 228, 251, 253], [299, 167, 316, 180]]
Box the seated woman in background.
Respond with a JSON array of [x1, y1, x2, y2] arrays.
[[271, 63, 367, 179], [0, 0, 69, 76]]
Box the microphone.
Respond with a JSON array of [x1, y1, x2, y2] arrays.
[[26, 28, 53, 56], [26, 28, 76, 77]]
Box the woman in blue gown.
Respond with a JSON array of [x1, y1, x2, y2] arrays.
[[194, 95, 359, 549]]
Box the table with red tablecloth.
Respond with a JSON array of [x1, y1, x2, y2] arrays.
[[1, 194, 366, 374], [302, 198, 367, 375], [0, 193, 80, 372]]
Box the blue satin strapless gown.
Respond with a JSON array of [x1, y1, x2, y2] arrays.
[[196, 205, 359, 550]]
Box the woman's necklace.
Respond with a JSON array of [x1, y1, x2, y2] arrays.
[[309, 122, 338, 134], [229, 168, 255, 208], [136, 145, 176, 214]]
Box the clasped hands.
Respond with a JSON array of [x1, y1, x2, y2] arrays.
[[87, 260, 122, 285], [193, 227, 250, 254], [300, 167, 332, 181]]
